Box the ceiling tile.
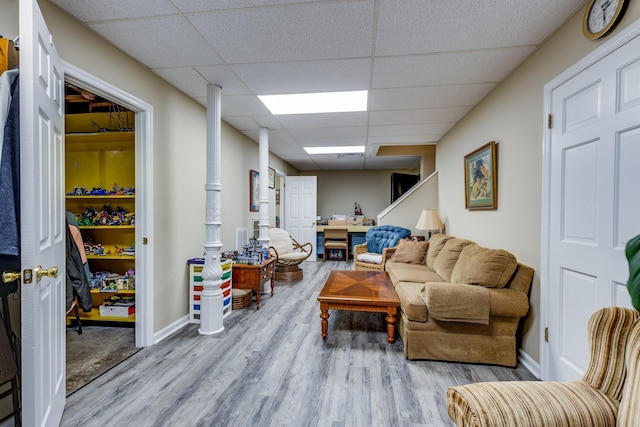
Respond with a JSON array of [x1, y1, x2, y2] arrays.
[[89, 17, 222, 68], [231, 58, 371, 94], [187, 2, 374, 63], [369, 83, 497, 111], [152, 67, 209, 98], [369, 107, 471, 126], [372, 47, 535, 88], [275, 112, 369, 129], [50, 0, 177, 21], [193, 65, 252, 95]]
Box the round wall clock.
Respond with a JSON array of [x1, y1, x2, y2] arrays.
[[582, 0, 627, 40]]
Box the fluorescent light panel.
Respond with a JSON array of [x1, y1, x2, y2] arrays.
[[304, 146, 365, 155], [258, 90, 367, 115]]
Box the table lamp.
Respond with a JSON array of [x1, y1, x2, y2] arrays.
[[416, 209, 444, 239]]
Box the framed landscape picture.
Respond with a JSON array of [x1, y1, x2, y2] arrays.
[[464, 141, 498, 210], [250, 169, 259, 212], [268, 167, 275, 189]]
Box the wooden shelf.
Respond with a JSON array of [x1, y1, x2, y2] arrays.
[[67, 309, 135, 323], [78, 225, 135, 230], [66, 195, 135, 199], [65, 131, 134, 152]]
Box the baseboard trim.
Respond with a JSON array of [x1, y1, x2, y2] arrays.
[[154, 315, 190, 344], [518, 349, 541, 379]]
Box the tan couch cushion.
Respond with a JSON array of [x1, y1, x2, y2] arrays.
[[433, 238, 473, 281], [422, 282, 490, 324], [425, 234, 453, 269], [395, 282, 428, 322], [390, 239, 429, 264], [385, 261, 444, 285], [450, 244, 518, 288]]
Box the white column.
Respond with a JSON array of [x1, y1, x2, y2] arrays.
[[258, 127, 271, 293], [199, 84, 224, 335]]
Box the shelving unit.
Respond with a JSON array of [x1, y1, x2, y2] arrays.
[[188, 258, 233, 323], [65, 119, 136, 324]]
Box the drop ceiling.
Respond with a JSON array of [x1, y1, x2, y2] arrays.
[[50, 0, 585, 170]]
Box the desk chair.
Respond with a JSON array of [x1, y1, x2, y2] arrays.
[[323, 227, 349, 261]]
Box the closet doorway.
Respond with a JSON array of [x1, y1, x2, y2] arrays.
[[64, 83, 140, 394]]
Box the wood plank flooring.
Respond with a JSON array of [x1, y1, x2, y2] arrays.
[[61, 260, 537, 426]]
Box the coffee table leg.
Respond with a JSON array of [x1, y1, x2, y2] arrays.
[[385, 307, 397, 344], [320, 303, 330, 341]]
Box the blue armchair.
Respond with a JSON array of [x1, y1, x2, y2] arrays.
[[353, 225, 411, 271]]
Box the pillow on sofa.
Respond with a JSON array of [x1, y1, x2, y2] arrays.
[[390, 239, 429, 264], [433, 238, 474, 281], [426, 234, 453, 269], [450, 244, 518, 288]]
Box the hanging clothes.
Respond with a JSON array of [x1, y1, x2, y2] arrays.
[[65, 217, 93, 313], [0, 70, 19, 298]]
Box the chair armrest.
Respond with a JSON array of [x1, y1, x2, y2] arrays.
[[268, 246, 279, 263], [291, 238, 313, 257], [353, 243, 369, 256]]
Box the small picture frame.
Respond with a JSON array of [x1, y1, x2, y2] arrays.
[[250, 169, 259, 212], [464, 141, 498, 210], [268, 167, 275, 189]]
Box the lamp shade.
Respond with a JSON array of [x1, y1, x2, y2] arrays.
[[416, 209, 444, 231]]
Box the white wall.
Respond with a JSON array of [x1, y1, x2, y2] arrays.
[[435, 4, 640, 363]]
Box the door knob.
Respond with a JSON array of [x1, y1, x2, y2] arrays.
[[35, 265, 58, 282], [2, 271, 20, 283]]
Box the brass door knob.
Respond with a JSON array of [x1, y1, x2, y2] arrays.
[[35, 265, 59, 282], [2, 271, 20, 283]]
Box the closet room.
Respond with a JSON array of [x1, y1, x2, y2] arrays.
[[64, 83, 139, 394]]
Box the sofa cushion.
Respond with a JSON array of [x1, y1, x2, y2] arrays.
[[390, 238, 429, 264], [422, 282, 490, 324], [450, 244, 518, 288], [426, 234, 453, 269], [395, 282, 428, 322], [433, 238, 473, 281], [385, 261, 444, 285]]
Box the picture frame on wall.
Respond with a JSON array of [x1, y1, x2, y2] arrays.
[[250, 169, 259, 212], [268, 167, 275, 189], [464, 141, 498, 210]]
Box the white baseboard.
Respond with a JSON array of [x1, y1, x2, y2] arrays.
[[518, 349, 541, 379], [153, 315, 190, 344]]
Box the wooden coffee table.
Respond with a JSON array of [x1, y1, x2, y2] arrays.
[[317, 270, 400, 343]]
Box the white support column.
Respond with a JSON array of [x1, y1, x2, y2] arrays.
[[199, 84, 224, 335], [258, 127, 271, 293]]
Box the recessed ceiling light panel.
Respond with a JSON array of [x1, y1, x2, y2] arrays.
[[304, 146, 365, 155], [259, 90, 367, 115]]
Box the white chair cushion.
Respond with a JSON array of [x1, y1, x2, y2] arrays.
[[268, 228, 293, 255], [357, 252, 383, 264], [280, 252, 309, 261]]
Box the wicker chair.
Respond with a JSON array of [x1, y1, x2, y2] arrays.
[[447, 306, 640, 427], [268, 228, 313, 282], [353, 225, 411, 272]]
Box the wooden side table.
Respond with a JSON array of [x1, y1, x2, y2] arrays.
[[231, 257, 276, 309]]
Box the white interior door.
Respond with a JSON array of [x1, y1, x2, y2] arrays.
[[20, 0, 67, 424], [544, 30, 640, 381], [285, 176, 317, 256]]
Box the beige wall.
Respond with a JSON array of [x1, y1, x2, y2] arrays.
[[301, 169, 418, 220], [435, 5, 640, 364]]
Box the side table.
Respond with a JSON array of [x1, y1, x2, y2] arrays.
[[232, 257, 276, 309]]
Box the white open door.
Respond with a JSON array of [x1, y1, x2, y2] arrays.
[[285, 176, 317, 256], [20, 0, 67, 424]]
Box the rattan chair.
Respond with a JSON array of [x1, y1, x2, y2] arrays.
[[268, 228, 313, 282], [353, 225, 411, 271]]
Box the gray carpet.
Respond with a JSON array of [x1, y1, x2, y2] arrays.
[[66, 325, 139, 395]]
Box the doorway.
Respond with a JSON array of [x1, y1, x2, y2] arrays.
[[63, 83, 140, 394]]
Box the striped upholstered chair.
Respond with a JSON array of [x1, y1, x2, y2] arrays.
[[447, 306, 640, 427]]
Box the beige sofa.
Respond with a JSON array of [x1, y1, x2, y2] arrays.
[[385, 234, 534, 367]]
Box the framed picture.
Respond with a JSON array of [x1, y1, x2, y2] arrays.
[[464, 141, 498, 210], [250, 169, 259, 212], [268, 167, 275, 189]]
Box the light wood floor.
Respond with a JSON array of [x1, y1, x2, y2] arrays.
[[61, 260, 537, 426]]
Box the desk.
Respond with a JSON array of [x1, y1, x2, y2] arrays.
[[316, 226, 373, 260], [232, 257, 276, 310]]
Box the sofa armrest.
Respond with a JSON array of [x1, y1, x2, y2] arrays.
[[488, 288, 529, 318]]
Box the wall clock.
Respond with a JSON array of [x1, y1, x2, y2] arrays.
[[582, 0, 627, 40]]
